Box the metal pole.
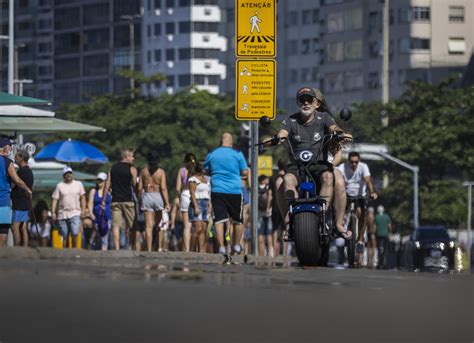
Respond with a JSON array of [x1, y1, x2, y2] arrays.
[[8, 0, 14, 93], [129, 20, 135, 98], [413, 167, 419, 229], [250, 120, 259, 256], [382, 0, 389, 105], [463, 182, 473, 270]]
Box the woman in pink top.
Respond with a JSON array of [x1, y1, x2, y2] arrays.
[[175, 153, 196, 252]]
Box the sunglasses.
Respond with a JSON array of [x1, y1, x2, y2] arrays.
[[350, 160, 359, 165], [297, 95, 316, 105]]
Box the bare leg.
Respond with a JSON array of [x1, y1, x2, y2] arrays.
[[144, 211, 155, 252], [277, 173, 298, 226], [272, 229, 280, 257], [113, 225, 120, 250], [357, 207, 366, 243], [0, 233, 8, 247], [319, 171, 334, 205], [11, 222, 21, 246], [334, 169, 350, 238], [258, 235, 266, 256], [182, 212, 192, 252], [215, 221, 226, 252], [195, 221, 206, 253], [266, 234, 274, 257]]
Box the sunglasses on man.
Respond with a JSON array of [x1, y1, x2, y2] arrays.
[[297, 95, 317, 105]]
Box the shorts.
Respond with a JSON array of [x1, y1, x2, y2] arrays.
[[29, 223, 51, 238], [347, 196, 367, 209], [141, 192, 164, 212], [111, 202, 136, 230], [258, 216, 273, 236], [287, 161, 333, 185], [242, 186, 250, 205], [211, 192, 243, 225], [180, 190, 191, 212], [243, 227, 252, 241], [172, 221, 184, 240], [189, 199, 209, 222], [12, 210, 29, 223], [58, 216, 81, 238], [0, 206, 12, 225]]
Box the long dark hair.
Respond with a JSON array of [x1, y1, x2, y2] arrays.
[[33, 200, 49, 223], [147, 150, 160, 175]]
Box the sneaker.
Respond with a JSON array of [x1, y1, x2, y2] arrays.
[[222, 254, 232, 265], [233, 244, 242, 255], [356, 242, 364, 254]]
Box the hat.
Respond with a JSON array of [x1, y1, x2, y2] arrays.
[[0, 137, 13, 148], [97, 172, 107, 181], [296, 87, 324, 102], [62, 166, 73, 175]]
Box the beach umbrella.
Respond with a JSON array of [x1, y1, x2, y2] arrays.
[[35, 139, 108, 164]]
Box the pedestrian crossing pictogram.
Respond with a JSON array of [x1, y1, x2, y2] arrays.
[[237, 35, 275, 43]]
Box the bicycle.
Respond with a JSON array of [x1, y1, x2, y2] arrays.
[[344, 196, 367, 268]]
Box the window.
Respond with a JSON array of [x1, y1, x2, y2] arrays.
[[194, 0, 217, 4], [345, 71, 363, 90], [83, 79, 109, 98], [167, 75, 175, 87], [399, 38, 430, 52], [179, 48, 190, 59], [448, 37, 465, 54], [154, 49, 161, 62], [166, 0, 174, 8], [54, 58, 80, 80], [166, 48, 175, 60], [194, 75, 218, 85], [83, 29, 110, 51], [179, 0, 190, 6], [312, 38, 320, 53], [322, 0, 343, 4], [147, 51, 151, 63], [327, 12, 343, 33], [227, 8, 235, 22], [368, 72, 379, 89], [193, 48, 220, 58], [326, 72, 344, 92], [54, 82, 80, 104], [154, 0, 161, 8], [55, 32, 81, 55], [166, 22, 175, 34], [193, 22, 219, 32], [312, 9, 319, 23], [54, 7, 80, 29], [369, 11, 381, 32], [301, 67, 311, 83], [37, 65, 52, 77], [345, 8, 363, 30], [449, 6, 464, 22], [326, 41, 344, 62], [369, 40, 381, 58], [289, 69, 298, 83], [302, 10, 312, 25], [179, 74, 191, 86], [37, 19, 52, 30], [83, 3, 109, 26], [147, 25, 151, 37], [83, 54, 109, 76], [287, 11, 298, 26], [399, 7, 430, 23], [288, 40, 298, 55], [311, 67, 318, 82], [179, 21, 191, 33], [154, 23, 161, 36], [37, 42, 52, 54], [301, 39, 310, 55]]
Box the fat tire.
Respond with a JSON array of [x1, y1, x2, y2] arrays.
[[294, 211, 321, 266]]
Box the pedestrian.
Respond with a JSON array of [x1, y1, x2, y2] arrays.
[[51, 167, 87, 248], [0, 137, 32, 248], [29, 200, 51, 247], [375, 205, 392, 269], [175, 153, 196, 252], [138, 150, 170, 252], [102, 148, 137, 250], [241, 176, 252, 255], [258, 175, 273, 257], [11, 149, 34, 247], [188, 160, 211, 253], [87, 172, 111, 251], [204, 132, 249, 262], [169, 196, 184, 251]]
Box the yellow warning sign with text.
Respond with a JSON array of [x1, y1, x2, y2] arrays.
[[235, 0, 276, 57], [258, 155, 273, 176], [235, 59, 276, 120]]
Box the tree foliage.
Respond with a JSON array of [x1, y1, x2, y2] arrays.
[[53, 89, 239, 197], [348, 78, 474, 230]]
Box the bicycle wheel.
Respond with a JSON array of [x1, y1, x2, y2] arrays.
[[347, 215, 357, 268]]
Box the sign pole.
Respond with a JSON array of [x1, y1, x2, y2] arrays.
[[250, 120, 259, 256]]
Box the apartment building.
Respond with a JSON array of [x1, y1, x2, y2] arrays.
[[142, 0, 226, 95], [277, 0, 473, 112]]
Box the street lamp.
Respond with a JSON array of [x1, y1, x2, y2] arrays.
[[121, 14, 142, 99], [462, 181, 473, 270]]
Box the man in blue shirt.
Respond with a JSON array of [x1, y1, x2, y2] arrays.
[[204, 132, 249, 258], [0, 137, 33, 247]]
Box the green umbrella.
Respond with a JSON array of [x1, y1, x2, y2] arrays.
[[0, 92, 50, 105]]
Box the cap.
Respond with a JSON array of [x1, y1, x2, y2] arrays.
[[97, 172, 107, 181], [0, 137, 13, 148], [62, 166, 73, 175], [296, 87, 324, 102]]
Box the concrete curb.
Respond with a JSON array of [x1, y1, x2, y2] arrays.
[[0, 247, 296, 265]]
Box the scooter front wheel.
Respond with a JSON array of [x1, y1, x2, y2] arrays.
[[293, 211, 321, 266]]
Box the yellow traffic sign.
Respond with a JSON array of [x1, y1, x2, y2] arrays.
[[258, 155, 273, 176], [235, 59, 276, 120], [235, 0, 276, 57]]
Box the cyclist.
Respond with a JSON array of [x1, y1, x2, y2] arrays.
[[337, 151, 378, 258], [269, 87, 352, 239]]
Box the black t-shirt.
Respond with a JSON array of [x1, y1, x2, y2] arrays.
[[111, 162, 134, 202], [280, 111, 336, 163], [11, 165, 34, 211]]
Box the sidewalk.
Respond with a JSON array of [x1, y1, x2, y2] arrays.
[[0, 247, 296, 265]]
